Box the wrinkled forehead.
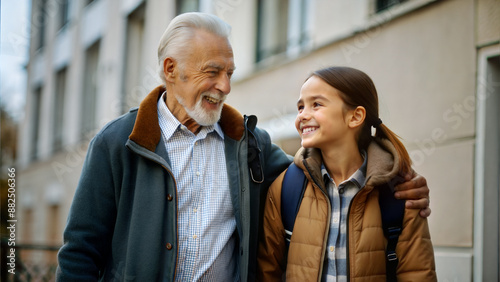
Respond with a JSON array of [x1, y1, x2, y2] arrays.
[[188, 30, 235, 69]]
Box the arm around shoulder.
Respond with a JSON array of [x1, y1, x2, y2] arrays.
[[394, 171, 432, 217]]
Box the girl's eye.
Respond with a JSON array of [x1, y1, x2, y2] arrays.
[[297, 105, 304, 111], [313, 102, 321, 107]]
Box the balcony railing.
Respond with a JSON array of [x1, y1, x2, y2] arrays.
[[1, 238, 60, 282]]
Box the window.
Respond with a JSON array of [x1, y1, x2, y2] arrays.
[[475, 47, 500, 281], [478, 54, 500, 281], [35, 0, 47, 50], [53, 68, 67, 152], [46, 204, 60, 264], [47, 205, 60, 244], [256, 0, 288, 62], [122, 4, 145, 113], [30, 87, 43, 161], [256, 0, 310, 63], [376, 0, 410, 12], [81, 41, 100, 138], [58, 0, 69, 30], [176, 0, 199, 14], [23, 208, 33, 242]]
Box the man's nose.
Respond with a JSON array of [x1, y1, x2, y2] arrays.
[[215, 73, 231, 95]]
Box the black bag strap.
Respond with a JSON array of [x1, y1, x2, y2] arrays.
[[378, 182, 406, 282], [281, 163, 307, 249], [245, 115, 264, 184]]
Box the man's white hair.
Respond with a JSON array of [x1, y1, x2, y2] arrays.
[[157, 12, 232, 85]]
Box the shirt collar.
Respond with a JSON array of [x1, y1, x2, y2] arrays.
[[322, 150, 367, 188], [157, 91, 224, 141]]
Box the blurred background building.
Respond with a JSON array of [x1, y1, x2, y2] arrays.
[[10, 0, 500, 280]]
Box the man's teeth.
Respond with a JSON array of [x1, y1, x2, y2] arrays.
[[205, 96, 220, 104], [303, 127, 316, 134]]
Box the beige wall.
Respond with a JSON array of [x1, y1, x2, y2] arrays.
[[229, 0, 476, 248], [17, 146, 85, 244], [476, 0, 500, 46]]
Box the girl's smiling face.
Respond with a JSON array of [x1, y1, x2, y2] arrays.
[[295, 76, 354, 150]]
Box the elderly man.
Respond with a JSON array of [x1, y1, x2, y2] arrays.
[[56, 12, 430, 281]]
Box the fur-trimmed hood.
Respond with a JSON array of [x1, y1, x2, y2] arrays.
[[293, 137, 402, 190]]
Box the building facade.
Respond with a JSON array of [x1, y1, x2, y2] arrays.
[[17, 0, 500, 280]]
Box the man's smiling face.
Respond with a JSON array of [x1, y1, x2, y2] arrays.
[[169, 29, 235, 126]]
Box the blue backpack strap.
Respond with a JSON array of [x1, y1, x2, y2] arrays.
[[281, 163, 307, 248], [378, 181, 406, 282]]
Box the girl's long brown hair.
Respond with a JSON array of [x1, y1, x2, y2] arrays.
[[312, 66, 412, 174]]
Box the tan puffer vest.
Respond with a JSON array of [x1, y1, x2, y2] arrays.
[[258, 138, 436, 281]]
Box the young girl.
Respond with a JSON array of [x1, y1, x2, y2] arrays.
[[257, 66, 436, 281]]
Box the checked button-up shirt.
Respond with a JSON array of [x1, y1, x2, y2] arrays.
[[321, 151, 367, 282], [157, 92, 238, 281]]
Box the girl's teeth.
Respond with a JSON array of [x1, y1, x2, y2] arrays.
[[303, 127, 316, 134]]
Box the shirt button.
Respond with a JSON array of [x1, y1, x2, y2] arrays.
[[196, 171, 200, 176], [193, 208, 197, 213], [195, 141, 198, 146], [193, 235, 198, 239], [330, 246, 335, 252], [339, 188, 345, 194], [333, 217, 338, 223], [167, 194, 173, 201], [166, 243, 172, 250]]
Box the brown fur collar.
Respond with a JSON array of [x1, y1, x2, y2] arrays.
[[129, 85, 246, 152]]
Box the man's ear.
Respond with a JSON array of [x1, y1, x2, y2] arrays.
[[163, 57, 177, 83], [348, 106, 366, 129]]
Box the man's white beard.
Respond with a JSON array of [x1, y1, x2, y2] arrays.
[[177, 92, 226, 126]]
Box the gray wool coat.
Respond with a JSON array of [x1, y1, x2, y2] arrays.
[[56, 85, 292, 281]]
